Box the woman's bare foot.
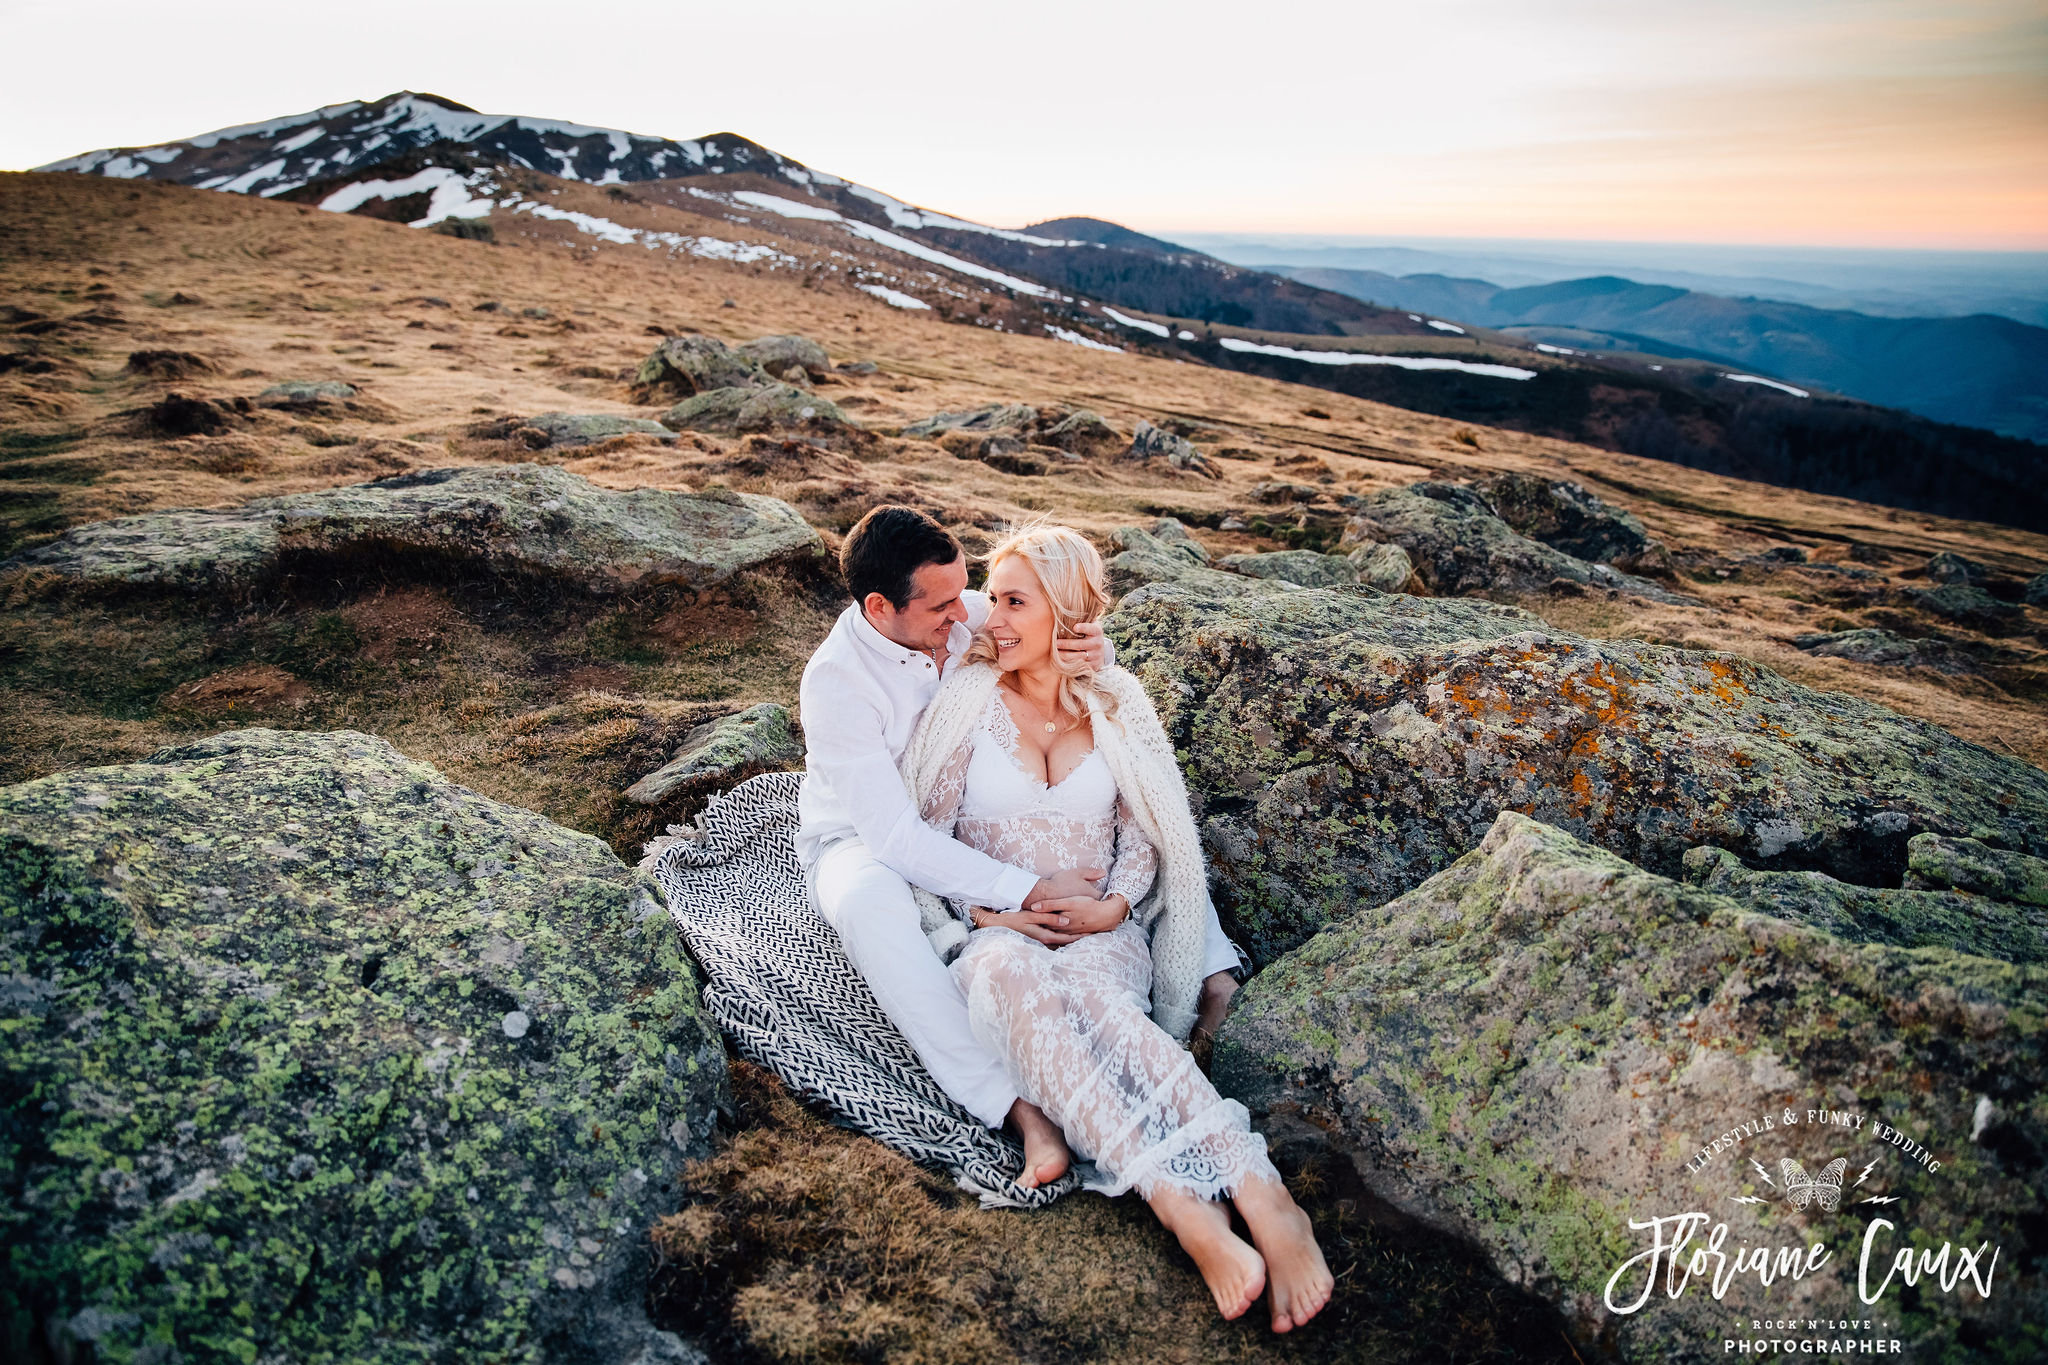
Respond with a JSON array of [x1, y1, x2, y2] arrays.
[[1232, 1176, 1334, 1332], [1007, 1100, 1071, 1189], [1148, 1187, 1267, 1321]]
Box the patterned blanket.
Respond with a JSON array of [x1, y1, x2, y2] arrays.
[[649, 770, 1080, 1208]]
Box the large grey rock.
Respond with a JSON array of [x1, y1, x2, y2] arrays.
[[1681, 845, 2048, 963], [1475, 470, 1670, 572], [1791, 627, 1977, 674], [1924, 550, 1987, 585], [1347, 540, 1416, 592], [1215, 812, 2044, 1363], [658, 384, 853, 437], [1120, 420, 1214, 476], [1, 463, 826, 594], [735, 334, 831, 378], [633, 334, 769, 396], [0, 728, 726, 1365], [522, 411, 677, 448], [2026, 571, 2048, 607], [1906, 832, 2048, 906], [901, 403, 1038, 439], [1105, 586, 2048, 964], [1219, 549, 1358, 588], [1340, 482, 1694, 605], [1106, 521, 1279, 600], [624, 703, 803, 807]]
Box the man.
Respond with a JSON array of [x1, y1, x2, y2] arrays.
[[797, 505, 1241, 1187]]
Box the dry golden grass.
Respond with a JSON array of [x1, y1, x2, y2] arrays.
[[652, 1062, 1575, 1365]]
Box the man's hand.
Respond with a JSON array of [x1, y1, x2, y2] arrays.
[[1054, 619, 1113, 671], [1025, 867, 1104, 908]]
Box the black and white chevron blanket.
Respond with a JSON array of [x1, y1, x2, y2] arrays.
[[649, 770, 1080, 1208]]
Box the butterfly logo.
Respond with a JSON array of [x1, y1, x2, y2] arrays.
[[1780, 1157, 1847, 1213]]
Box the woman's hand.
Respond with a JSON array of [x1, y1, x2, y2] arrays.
[[1057, 893, 1130, 936], [971, 905, 1081, 947]]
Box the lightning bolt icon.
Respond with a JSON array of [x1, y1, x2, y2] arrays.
[[1855, 1159, 1880, 1187], [1730, 1195, 1770, 1206], [1751, 1157, 1776, 1188], [1859, 1195, 1900, 1206]]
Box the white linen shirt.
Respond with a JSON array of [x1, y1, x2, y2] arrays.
[[796, 590, 1040, 910]]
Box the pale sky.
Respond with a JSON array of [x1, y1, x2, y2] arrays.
[[3, 0, 2042, 248]]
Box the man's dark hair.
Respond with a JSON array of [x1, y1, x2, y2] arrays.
[[842, 505, 963, 612]]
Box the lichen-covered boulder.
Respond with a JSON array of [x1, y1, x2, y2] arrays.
[[1681, 845, 2048, 963], [625, 703, 803, 807], [1924, 550, 1987, 585], [1120, 421, 1214, 476], [254, 379, 356, 408], [1347, 540, 1416, 592], [1105, 586, 2048, 963], [1907, 832, 2048, 906], [1107, 521, 1279, 600], [1, 463, 825, 595], [735, 334, 831, 378], [901, 402, 1039, 440], [0, 729, 726, 1365], [1341, 482, 1693, 605], [1219, 549, 1358, 588], [1475, 471, 1669, 572], [1792, 627, 1977, 674], [659, 384, 853, 438], [1214, 812, 2045, 1362], [519, 412, 677, 449], [633, 334, 768, 396]]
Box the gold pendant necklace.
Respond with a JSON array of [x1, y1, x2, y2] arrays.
[[1008, 685, 1062, 734]]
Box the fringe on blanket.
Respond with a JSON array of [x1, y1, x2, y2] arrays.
[[648, 771, 1080, 1209]]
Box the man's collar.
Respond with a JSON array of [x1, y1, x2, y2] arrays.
[[849, 602, 931, 665]]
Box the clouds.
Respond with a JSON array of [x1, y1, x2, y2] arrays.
[[3, 0, 2040, 247]]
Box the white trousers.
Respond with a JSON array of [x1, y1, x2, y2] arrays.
[[806, 838, 1246, 1130]]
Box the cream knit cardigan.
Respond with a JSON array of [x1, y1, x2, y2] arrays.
[[899, 661, 1214, 1042]]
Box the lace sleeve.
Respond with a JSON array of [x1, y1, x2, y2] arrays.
[[918, 730, 972, 833], [1104, 795, 1158, 905]]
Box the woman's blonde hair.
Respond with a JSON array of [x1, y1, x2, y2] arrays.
[[963, 520, 1120, 724]]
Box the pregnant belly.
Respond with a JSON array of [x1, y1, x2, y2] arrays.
[[956, 814, 1116, 878]]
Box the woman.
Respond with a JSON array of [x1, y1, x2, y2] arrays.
[[899, 523, 1334, 1333]]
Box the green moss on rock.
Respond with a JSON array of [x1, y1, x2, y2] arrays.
[[0, 729, 726, 1364]]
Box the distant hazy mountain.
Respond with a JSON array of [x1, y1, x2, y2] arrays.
[[1178, 234, 2048, 328], [1281, 267, 2048, 444]]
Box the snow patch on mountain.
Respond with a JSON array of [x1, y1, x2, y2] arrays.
[[1045, 325, 1122, 353], [858, 284, 931, 310], [1101, 307, 1169, 337], [1722, 373, 1810, 398], [1218, 337, 1535, 380]]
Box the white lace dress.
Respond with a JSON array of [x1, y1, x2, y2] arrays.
[[920, 688, 1279, 1202]]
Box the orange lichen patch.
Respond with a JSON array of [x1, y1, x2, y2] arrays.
[[1569, 767, 1597, 812], [1697, 658, 1753, 706], [1757, 718, 1796, 739]]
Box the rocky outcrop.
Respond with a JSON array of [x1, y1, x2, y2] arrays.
[[0, 729, 726, 1365], [1038, 409, 1121, 457], [1347, 541, 1416, 592], [1924, 550, 1987, 585], [1, 463, 825, 595], [1475, 471, 1670, 573], [735, 334, 831, 379], [633, 334, 768, 397], [1682, 845, 2047, 964], [2027, 571, 2048, 607], [519, 411, 677, 448], [255, 379, 355, 408], [1340, 482, 1694, 605], [1105, 586, 2048, 963], [1219, 549, 1358, 588], [1214, 812, 2044, 1362], [1904, 583, 2025, 635], [625, 703, 802, 807], [1907, 832, 2048, 906], [1792, 627, 1976, 673], [659, 384, 853, 438], [902, 403, 1038, 440], [1120, 421, 1214, 476], [1106, 520, 1280, 600]]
